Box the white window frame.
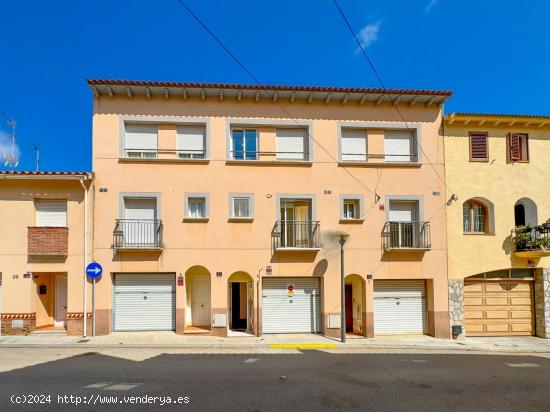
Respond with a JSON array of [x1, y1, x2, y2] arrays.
[[176, 125, 207, 159], [275, 128, 308, 160], [230, 128, 259, 160], [184, 193, 209, 220], [229, 193, 254, 220], [339, 195, 364, 221], [384, 130, 416, 163]]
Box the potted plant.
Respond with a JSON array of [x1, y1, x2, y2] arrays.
[[543, 218, 550, 230], [512, 225, 533, 251]]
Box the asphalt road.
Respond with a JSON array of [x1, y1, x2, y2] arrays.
[[1, 349, 550, 411]]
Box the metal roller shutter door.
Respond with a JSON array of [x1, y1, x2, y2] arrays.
[[374, 280, 427, 334], [113, 274, 175, 331], [262, 277, 321, 333]]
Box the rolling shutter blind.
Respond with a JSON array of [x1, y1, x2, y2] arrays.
[[509, 133, 521, 161], [341, 129, 367, 161], [384, 131, 414, 162], [177, 125, 206, 157], [276, 128, 307, 160], [36, 200, 67, 227], [470, 132, 488, 160], [125, 124, 157, 151]]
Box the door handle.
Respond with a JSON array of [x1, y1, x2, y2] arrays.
[[144, 296, 148, 300], [64, 306, 67, 309]]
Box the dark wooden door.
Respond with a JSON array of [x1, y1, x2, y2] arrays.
[[345, 284, 353, 333]]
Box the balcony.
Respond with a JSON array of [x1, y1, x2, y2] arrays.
[[512, 225, 550, 258], [113, 219, 163, 251], [271, 220, 320, 252], [382, 221, 431, 251], [28, 227, 68, 256]]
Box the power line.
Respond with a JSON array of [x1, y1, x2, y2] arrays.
[[176, 0, 381, 200], [330, 0, 456, 198]]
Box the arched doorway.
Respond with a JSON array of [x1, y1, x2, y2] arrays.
[[227, 272, 254, 335], [514, 198, 538, 227], [344, 274, 366, 336], [184, 265, 211, 332]]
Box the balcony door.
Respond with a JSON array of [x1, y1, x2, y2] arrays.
[[388, 201, 418, 248], [280, 200, 311, 248], [123, 198, 157, 247]]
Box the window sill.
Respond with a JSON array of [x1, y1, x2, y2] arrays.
[[337, 161, 421, 168], [469, 159, 489, 163], [228, 217, 254, 223], [183, 217, 209, 223], [339, 218, 364, 224], [226, 160, 312, 167], [463, 232, 492, 236], [119, 158, 210, 165]]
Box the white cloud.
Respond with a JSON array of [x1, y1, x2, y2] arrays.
[[357, 21, 381, 49], [0, 130, 21, 167], [424, 0, 439, 13]]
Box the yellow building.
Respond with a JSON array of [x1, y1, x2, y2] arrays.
[[88, 79, 451, 338], [444, 113, 550, 338], [0, 172, 92, 335]]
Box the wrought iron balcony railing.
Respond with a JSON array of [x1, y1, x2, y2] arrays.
[[113, 219, 163, 250], [511, 224, 550, 256], [271, 220, 320, 251], [382, 221, 431, 251]]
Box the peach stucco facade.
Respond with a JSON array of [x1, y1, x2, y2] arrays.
[[0, 174, 92, 335], [88, 82, 450, 338]]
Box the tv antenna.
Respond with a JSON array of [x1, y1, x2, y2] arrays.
[[0, 112, 18, 168], [31, 142, 40, 171]]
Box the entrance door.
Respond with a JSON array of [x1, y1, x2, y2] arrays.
[[55, 276, 67, 327], [280, 200, 311, 248], [230, 282, 248, 330], [192, 276, 211, 326], [345, 284, 353, 333]]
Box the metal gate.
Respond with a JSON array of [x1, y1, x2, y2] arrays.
[[262, 277, 321, 333], [373, 280, 427, 334], [113, 273, 175, 331]]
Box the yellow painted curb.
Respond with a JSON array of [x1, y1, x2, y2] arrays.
[[269, 343, 337, 349]]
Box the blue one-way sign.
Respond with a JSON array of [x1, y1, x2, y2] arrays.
[[86, 262, 103, 280]]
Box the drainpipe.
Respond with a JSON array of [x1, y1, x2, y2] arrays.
[[79, 178, 89, 337]]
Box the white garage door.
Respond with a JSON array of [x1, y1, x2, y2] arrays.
[[262, 277, 321, 333], [374, 280, 427, 334], [114, 273, 175, 331]]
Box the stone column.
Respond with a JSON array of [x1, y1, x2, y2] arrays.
[[535, 269, 550, 339], [448, 279, 465, 339]]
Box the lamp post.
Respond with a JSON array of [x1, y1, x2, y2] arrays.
[[339, 234, 349, 343]]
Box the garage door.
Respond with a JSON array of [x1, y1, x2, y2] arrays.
[[113, 274, 175, 331], [262, 277, 321, 333], [464, 280, 534, 336], [374, 280, 427, 334]]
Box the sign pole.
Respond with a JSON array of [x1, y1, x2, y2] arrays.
[[92, 278, 96, 337]]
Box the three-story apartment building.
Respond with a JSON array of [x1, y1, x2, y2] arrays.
[[88, 79, 451, 338], [445, 113, 550, 339]]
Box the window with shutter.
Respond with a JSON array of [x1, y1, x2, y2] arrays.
[[177, 125, 206, 159], [36, 200, 67, 227], [124, 124, 158, 158], [341, 129, 367, 161], [276, 128, 307, 160], [508, 133, 529, 162], [384, 130, 415, 162], [469, 132, 488, 161]]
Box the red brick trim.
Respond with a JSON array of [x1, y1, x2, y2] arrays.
[[1, 313, 36, 320]]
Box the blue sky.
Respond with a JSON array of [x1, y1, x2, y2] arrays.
[[1, 0, 548, 172]]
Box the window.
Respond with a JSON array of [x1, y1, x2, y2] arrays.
[[463, 200, 487, 233], [184, 193, 209, 219], [340, 195, 364, 221], [231, 129, 257, 160], [35, 200, 67, 227], [341, 128, 367, 161], [384, 130, 415, 162], [276, 128, 308, 160], [508, 133, 529, 161], [177, 125, 206, 159], [230, 194, 254, 219], [124, 124, 158, 158], [469, 132, 488, 161], [343, 200, 359, 219]]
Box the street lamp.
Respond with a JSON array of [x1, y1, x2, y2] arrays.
[[339, 234, 349, 343]]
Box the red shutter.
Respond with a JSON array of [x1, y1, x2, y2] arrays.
[[470, 132, 488, 160], [509, 133, 521, 161]]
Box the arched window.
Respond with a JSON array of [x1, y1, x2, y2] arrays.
[[463, 200, 487, 233]]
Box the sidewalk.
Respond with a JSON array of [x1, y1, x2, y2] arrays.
[[1, 332, 550, 353]]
